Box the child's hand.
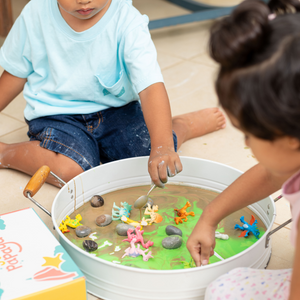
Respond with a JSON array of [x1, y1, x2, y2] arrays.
[[148, 146, 182, 187], [186, 220, 216, 267]]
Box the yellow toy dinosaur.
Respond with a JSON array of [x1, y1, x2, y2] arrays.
[[121, 215, 144, 229], [58, 220, 70, 233], [64, 214, 83, 228]]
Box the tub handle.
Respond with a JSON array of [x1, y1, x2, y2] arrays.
[[265, 195, 292, 248], [23, 165, 66, 217]]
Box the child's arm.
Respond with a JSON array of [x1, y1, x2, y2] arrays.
[[187, 163, 284, 266], [0, 70, 27, 111], [139, 82, 182, 187], [288, 219, 300, 300]]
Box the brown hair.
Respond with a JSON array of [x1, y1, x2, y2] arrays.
[[210, 0, 300, 140]]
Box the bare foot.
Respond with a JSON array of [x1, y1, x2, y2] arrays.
[[172, 107, 226, 147]]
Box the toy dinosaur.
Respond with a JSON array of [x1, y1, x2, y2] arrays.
[[180, 257, 196, 269], [215, 232, 229, 240], [121, 215, 145, 229], [112, 202, 132, 220], [122, 238, 154, 261], [137, 245, 154, 261], [122, 238, 140, 258], [58, 220, 70, 233], [143, 203, 163, 225], [234, 215, 260, 239], [64, 214, 83, 228], [174, 201, 195, 225], [123, 226, 153, 249]]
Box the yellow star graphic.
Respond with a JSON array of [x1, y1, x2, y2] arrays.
[[42, 253, 63, 269]]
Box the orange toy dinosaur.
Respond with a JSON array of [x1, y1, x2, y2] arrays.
[[174, 201, 195, 225]]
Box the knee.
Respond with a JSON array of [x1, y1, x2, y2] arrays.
[[47, 157, 84, 186], [59, 165, 84, 183]]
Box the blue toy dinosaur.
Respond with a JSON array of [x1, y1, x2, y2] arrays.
[[234, 215, 260, 239], [112, 202, 132, 221]]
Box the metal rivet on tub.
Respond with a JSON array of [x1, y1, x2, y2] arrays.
[[70, 189, 73, 193], [268, 204, 270, 209], [267, 210, 269, 215], [71, 195, 74, 199]]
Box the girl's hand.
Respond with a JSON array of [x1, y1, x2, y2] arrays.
[[186, 220, 216, 267], [148, 146, 182, 187]]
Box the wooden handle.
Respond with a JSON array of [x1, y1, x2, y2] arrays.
[[23, 166, 51, 198]]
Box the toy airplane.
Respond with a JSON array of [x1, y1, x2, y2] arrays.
[[234, 215, 260, 239]]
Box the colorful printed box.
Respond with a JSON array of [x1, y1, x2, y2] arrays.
[[0, 208, 87, 300]]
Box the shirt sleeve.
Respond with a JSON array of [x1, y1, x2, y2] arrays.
[[122, 15, 164, 94], [0, 10, 33, 78]]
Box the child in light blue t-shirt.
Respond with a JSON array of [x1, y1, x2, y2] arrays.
[[0, 0, 226, 187]]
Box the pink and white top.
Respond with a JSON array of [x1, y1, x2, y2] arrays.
[[282, 170, 300, 247]]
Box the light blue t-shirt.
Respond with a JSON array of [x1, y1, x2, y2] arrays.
[[0, 0, 164, 121]]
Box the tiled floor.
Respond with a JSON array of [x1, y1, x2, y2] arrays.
[[0, 1, 294, 299]]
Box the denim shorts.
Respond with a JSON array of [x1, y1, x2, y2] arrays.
[[26, 101, 178, 171]]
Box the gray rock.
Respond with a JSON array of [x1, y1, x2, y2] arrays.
[[166, 225, 182, 237], [116, 223, 135, 236], [90, 195, 104, 207], [162, 235, 183, 249], [95, 214, 112, 227], [83, 240, 98, 252], [75, 225, 92, 238]]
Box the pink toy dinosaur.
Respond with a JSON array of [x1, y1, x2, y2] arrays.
[[136, 245, 153, 261], [122, 238, 140, 258], [122, 238, 154, 261], [122, 226, 154, 249]]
